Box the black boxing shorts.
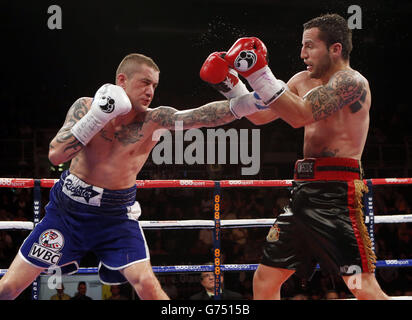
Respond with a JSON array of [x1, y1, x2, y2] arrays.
[[261, 158, 377, 279]]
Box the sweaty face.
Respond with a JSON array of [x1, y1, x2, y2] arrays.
[[123, 64, 159, 112], [300, 28, 332, 79]]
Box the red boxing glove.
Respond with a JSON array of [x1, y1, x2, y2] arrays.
[[200, 52, 249, 99], [200, 52, 229, 84], [224, 37, 268, 78], [225, 37, 286, 105]]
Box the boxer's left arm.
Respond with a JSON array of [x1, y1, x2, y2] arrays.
[[269, 69, 367, 128], [148, 92, 266, 130], [147, 100, 234, 130]]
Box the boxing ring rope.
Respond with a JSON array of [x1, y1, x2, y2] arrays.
[[1, 177, 412, 300]]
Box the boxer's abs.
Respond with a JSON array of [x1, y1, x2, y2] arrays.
[[69, 135, 155, 190], [303, 109, 369, 159]]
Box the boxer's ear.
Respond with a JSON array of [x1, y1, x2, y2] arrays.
[[329, 43, 343, 58], [116, 73, 127, 87]]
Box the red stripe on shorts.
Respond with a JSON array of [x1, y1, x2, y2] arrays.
[[346, 180, 370, 273]]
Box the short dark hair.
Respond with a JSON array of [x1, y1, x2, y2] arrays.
[[116, 53, 160, 78], [303, 14, 352, 60]]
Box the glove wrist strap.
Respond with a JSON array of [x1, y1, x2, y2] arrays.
[[246, 66, 287, 104], [229, 92, 266, 119], [71, 112, 105, 146]]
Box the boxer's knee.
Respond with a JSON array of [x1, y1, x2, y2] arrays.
[[253, 264, 294, 299], [135, 273, 160, 297], [132, 273, 169, 300], [0, 278, 21, 300], [121, 262, 168, 299]]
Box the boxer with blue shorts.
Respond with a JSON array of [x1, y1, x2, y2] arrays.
[[19, 170, 148, 284], [0, 53, 251, 300]]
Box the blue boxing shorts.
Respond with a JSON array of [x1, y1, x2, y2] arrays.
[[19, 170, 150, 285]]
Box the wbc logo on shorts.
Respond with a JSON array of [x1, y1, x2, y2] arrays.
[[39, 229, 65, 251], [234, 50, 257, 72], [28, 229, 65, 265]]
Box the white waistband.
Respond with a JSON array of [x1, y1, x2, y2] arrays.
[[62, 174, 104, 207]]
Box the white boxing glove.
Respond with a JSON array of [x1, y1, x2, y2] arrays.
[[229, 92, 269, 119], [71, 84, 132, 145]]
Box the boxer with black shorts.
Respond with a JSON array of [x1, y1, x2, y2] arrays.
[[202, 14, 389, 300], [0, 53, 265, 300]]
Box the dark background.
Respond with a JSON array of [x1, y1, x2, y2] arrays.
[[1, 0, 410, 119]]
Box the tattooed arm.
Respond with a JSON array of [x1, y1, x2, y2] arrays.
[[268, 70, 367, 128], [48, 98, 89, 165], [148, 100, 236, 130]]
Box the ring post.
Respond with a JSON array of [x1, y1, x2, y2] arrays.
[[31, 179, 42, 300], [363, 179, 376, 253], [213, 181, 222, 300]]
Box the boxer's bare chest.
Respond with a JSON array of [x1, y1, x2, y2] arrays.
[[294, 73, 369, 159], [99, 120, 146, 146], [84, 112, 158, 163]]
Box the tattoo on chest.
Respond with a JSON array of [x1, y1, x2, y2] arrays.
[[306, 70, 367, 121], [315, 148, 339, 157], [100, 121, 145, 146]]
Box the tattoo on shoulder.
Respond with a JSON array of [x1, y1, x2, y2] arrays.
[[305, 70, 367, 121], [348, 89, 367, 113]]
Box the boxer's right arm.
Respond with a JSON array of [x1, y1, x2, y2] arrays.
[[246, 108, 279, 125], [70, 84, 132, 145], [49, 98, 89, 165], [49, 84, 132, 165]]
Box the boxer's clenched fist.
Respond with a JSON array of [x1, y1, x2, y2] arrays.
[[71, 84, 132, 145], [200, 52, 249, 99], [224, 37, 268, 78], [225, 37, 287, 105]]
